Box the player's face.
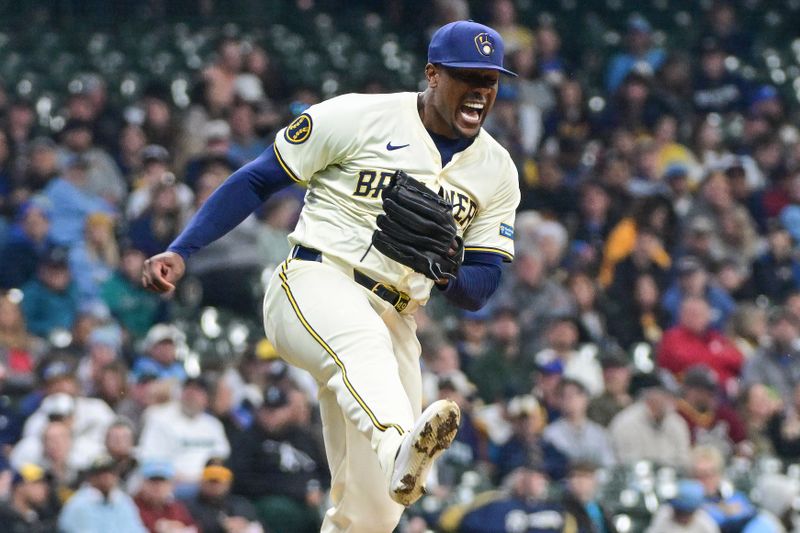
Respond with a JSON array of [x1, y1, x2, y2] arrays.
[[430, 65, 499, 139]]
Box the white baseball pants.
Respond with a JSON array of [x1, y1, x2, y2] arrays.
[[263, 258, 423, 533]]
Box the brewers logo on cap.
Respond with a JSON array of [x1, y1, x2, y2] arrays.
[[474, 33, 494, 56], [285, 113, 313, 144]]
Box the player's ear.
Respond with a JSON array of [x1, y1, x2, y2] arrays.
[[425, 63, 438, 88]]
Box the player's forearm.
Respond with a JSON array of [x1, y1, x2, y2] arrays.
[[437, 252, 503, 310], [168, 144, 294, 260]]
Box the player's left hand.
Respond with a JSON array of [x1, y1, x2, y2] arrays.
[[142, 251, 185, 294]]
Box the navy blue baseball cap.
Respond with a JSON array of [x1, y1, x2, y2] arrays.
[[428, 20, 517, 77]]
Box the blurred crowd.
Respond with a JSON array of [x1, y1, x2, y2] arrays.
[[2, 0, 800, 532]]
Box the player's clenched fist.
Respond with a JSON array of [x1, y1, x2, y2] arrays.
[[141, 251, 185, 294]]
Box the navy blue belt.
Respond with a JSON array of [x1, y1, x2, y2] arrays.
[[291, 245, 411, 312]]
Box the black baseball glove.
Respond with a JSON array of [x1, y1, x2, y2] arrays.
[[372, 170, 464, 281]]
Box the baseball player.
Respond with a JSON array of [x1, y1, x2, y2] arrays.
[[143, 20, 520, 532]]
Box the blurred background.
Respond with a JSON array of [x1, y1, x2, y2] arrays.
[[1, 0, 800, 532]]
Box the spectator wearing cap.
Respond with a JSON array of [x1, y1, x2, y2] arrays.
[[676, 365, 746, 454], [609, 372, 691, 469], [657, 297, 743, 388], [228, 385, 328, 533], [20, 246, 80, 337], [42, 153, 114, 248], [752, 221, 800, 302], [56, 118, 126, 206], [444, 457, 574, 533], [0, 463, 57, 533], [489, 394, 567, 483], [662, 254, 737, 331], [19, 359, 115, 470], [606, 14, 666, 92], [100, 245, 163, 341], [67, 212, 119, 303], [587, 350, 632, 427], [561, 460, 618, 533], [742, 308, 800, 400], [182, 119, 240, 190], [0, 198, 53, 289], [133, 461, 198, 533], [126, 145, 193, 220], [534, 315, 603, 397], [132, 323, 187, 383], [692, 37, 748, 115], [542, 378, 615, 469], [645, 479, 719, 533], [456, 307, 492, 372], [435, 372, 484, 488], [58, 455, 146, 533], [183, 459, 263, 533], [138, 376, 230, 492], [126, 174, 190, 258]]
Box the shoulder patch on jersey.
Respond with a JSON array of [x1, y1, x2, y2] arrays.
[[284, 113, 313, 144], [499, 223, 514, 239]]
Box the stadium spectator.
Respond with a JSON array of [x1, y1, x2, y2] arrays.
[[561, 460, 618, 533], [690, 445, 775, 532], [0, 292, 43, 389], [138, 376, 229, 492], [542, 378, 615, 468], [656, 297, 743, 387], [609, 372, 691, 468], [488, 0, 535, 54], [58, 455, 146, 533], [751, 220, 800, 302], [534, 316, 603, 396], [133, 461, 198, 533], [566, 271, 608, 344], [100, 244, 163, 340], [607, 272, 669, 349], [126, 145, 192, 221], [0, 199, 52, 289], [75, 325, 122, 395], [42, 154, 114, 248], [0, 463, 57, 533], [606, 15, 666, 93], [692, 37, 748, 115], [132, 323, 187, 383], [126, 176, 190, 258], [767, 382, 800, 461], [675, 365, 746, 454], [228, 385, 327, 533], [20, 246, 80, 337], [645, 479, 719, 533], [104, 418, 138, 489], [489, 394, 566, 483], [183, 459, 263, 533], [228, 100, 268, 164], [445, 458, 572, 533], [661, 256, 737, 331], [737, 383, 779, 457], [587, 351, 633, 427], [742, 307, 800, 399]]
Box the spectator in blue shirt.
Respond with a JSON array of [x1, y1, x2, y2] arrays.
[[58, 455, 146, 533], [132, 323, 187, 383], [20, 247, 80, 338], [0, 198, 53, 289], [42, 155, 114, 248], [606, 15, 666, 93], [662, 256, 736, 331]]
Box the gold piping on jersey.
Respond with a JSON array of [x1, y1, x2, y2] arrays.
[[278, 261, 406, 436], [464, 246, 514, 261], [273, 144, 302, 184]]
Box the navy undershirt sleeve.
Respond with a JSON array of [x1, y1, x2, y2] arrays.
[[168, 145, 294, 260], [437, 251, 503, 310]]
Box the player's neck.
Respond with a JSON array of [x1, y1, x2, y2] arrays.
[[417, 91, 459, 139]]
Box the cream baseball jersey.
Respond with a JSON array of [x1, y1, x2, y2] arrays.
[[273, 91, 520, 302]]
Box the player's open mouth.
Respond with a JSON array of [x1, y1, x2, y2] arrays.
[[458, 102, 484, 127]]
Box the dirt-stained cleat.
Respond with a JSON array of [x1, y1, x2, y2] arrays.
[[390, 399, 460, 506]]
